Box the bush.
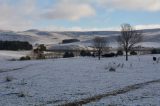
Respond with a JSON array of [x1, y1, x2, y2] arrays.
[[36, 53, 45, 59], [62, 39, 80, 44], [20, 56, 31, 61], [70, 52, 74, 57], [109, 67, 116, 72], [151, 49, 160, 54], [116, 50, 123, 56], [38, 44, 46, 51], [80, 50, 86, 57], [20, 57, 25, 60], [25, 56, 31, 60], [63, 52, 74, 58], [102, 53, 115, 57], [86, 52, 92, 56], [9, 58, 17, 61], [80, 50, 92, 57], [130, 51, 137, 55]]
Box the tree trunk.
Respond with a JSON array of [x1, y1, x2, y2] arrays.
[[98, 55, 100, 60], [126, 50, 128, 61], [98, 49, 101, 60]]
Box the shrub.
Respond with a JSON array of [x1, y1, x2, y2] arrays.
[[116, 50, 123, 56], [32, 44, 46, 60], [102, 53, 115, 57], [38, 44, 46, 51], [36, 53, 45, 59], [25, 56, 31, 60], [63, 52, 74, 58], [109, 67, 116, 72], [63, 52, 69, 58], [151, 49, 157, 54], [91, 53, 96, 57], [70, 52, 74, 57], [80, 50, 86, 57], [20, 57, 26, 60], [80, 50, 92, 57], [151, 49, 160, 54], [9, 58, 17, 61], [20, 56, 31, 61], [62, 39, 80, 44], [130, 51, 137, 55], [86, 52, 92, 56]]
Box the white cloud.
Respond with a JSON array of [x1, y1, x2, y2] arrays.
[[135, 24, 160, 30], [39, 26, 84, 31], [0, 0, 160, 31], [99, 0, 160, 11], [0, 0, 36, 31], [42, 0, 95, 21]]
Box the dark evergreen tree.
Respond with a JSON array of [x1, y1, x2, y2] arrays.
[[0, 41, 32, 50]]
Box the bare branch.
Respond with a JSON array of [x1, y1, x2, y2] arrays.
[[117, 24, 143, 61], [93, 37, 108, 60]]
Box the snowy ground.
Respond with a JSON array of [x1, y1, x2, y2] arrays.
[[0, 51, 30, 60], [0, 51, 160, 106], [85, 82, 160, 106]]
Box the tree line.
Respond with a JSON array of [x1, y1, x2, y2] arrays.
[[0, 41, 33, 50], [93, 23, 143, 61]]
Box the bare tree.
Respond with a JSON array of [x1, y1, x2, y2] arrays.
[[93, 37, 108, 60], [117, 24, 143, 61]]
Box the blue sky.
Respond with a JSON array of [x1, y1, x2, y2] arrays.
[[0, 0, 160, 31]]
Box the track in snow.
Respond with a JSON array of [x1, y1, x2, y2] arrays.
[[58, 79, 160, 106]]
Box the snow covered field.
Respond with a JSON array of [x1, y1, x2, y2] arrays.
[[85, 82, 160, 106], [0, 51, 30, 60], [0, 51, 160, 106]]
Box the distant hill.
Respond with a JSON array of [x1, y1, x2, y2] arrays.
[[0, 28, 160, 49]]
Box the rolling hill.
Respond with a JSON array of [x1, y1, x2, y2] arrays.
[[0, 28, 160, 50]]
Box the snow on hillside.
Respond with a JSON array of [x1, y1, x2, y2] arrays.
[[18, 31, 72, 45], [1, 29, 160, 48], [0, 51, 30, 60], [0, 52, 160, 106], [0, 30, 72, 45], [47, 43, 93, 51], [138, 42, 160, 48]]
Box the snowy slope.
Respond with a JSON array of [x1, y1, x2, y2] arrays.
[[0, 53, 160, 105], [47, 43, 93, 51], [0, 30, 72, 45], [0, 51, 30, 60], [85, 82, 160, 106], [0, 29, 160, 48]]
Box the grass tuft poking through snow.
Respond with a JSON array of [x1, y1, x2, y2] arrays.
[[5, 75, 14, 82]]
